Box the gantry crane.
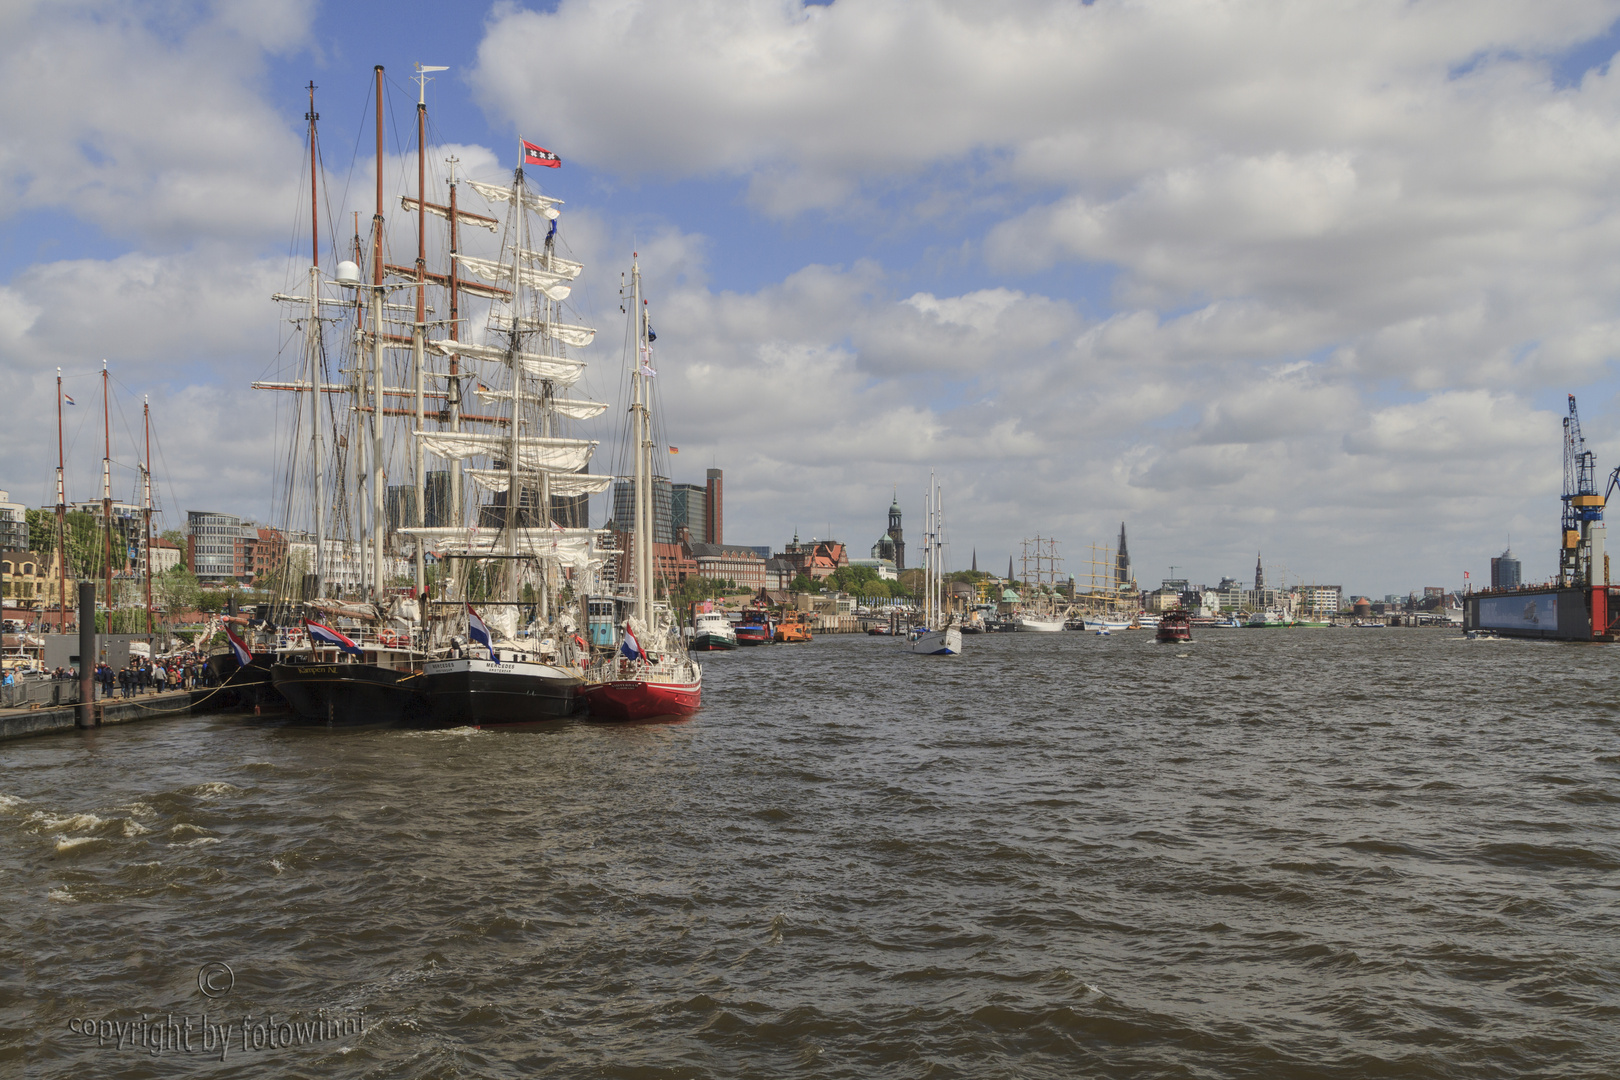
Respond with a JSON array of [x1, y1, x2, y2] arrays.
[[1562, 394, 1607, 586]]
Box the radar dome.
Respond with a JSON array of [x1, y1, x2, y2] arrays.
[[334, 260, 362, 286]]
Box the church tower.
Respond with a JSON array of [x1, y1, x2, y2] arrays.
[[1255, 553, 1265, 592], [870, 492, 906, 570]]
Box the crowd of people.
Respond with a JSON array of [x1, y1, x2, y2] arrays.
[[91, 655, 218, 699]]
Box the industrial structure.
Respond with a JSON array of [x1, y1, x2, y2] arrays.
[[1465, 394, 1620, 640]]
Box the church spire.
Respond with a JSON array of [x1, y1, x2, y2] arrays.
[[1255, 552, 1265, 592], [971, 547, 977, 573]]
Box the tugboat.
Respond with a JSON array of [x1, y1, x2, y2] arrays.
[[735, 608, 774, 646], [1156, 608, 1193, 643]]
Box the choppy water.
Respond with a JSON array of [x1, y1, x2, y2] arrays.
[[3, 629, 1618, 1078]]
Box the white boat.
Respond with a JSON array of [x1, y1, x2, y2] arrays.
[[1014, 614, 1065, 632], [1134, 613, 1160, 629], [908, 473, 961, 656], [1086, 617, 1130, 632]]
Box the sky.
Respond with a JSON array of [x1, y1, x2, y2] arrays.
[[7, 0, 1620, 597]]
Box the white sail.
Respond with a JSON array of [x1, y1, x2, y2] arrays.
[[414, 431, 597, 471], [426, 340, 586, 385], [487, 314, 597, 347], [507, 249, 585, 278], [463, 469, 613, 495], [465, 177, 562, 220], [398, 525, 603, 568], [451, 254, 573, 301], [469, 385, 607, 418]]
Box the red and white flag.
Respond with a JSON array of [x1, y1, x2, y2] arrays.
[[521, 140, 560, 168]]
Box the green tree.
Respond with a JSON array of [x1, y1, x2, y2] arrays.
[[25, 508, 57, 554], [788, 572, 816, 593], [157, 566, 201, 617], [161, 528, 185, 550]]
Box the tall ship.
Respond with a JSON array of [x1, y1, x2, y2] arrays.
[[256, 67, 610, 724], [909, 473, 962, 655], [1013, 536, 1066, 631], [1464, 395, 1620, 641], [579, 257, 703, 721]]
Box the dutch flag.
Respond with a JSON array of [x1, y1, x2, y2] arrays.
[[306, 619, 363, 656], [466, 603, 493, 657], [619, 624, 644, 662], [224, 625, 253, 666]]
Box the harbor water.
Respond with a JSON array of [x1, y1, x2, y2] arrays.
[[4, 629, 1617, 1078]]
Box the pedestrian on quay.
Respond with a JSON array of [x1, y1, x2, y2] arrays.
[[154, 665, 167, 694]]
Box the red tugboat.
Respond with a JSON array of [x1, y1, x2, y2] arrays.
[[734, 608, 775, 646], [1156, 609, 1193, 643]]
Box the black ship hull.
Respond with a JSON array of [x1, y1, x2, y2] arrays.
[[270, 659, 426, 725], [419, 657, 583, 727], [205, 651, 287, 710]]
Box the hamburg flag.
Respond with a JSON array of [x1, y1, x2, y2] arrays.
[[466, 603, 493, 656], [306, 619, 363, 656], [224, 625, 253, 666], [521, 140, 561, 168]]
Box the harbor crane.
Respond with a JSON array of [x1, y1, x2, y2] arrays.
[[1562, 394, 1608, 587]]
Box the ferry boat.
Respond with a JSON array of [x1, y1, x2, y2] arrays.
[[1156, 609, 1192, 643], [775, 610, 813, 643]]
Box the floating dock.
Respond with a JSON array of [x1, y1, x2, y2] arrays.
[[1463, 586, 1618, 641]]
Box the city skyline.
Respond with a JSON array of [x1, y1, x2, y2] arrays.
[[8, 2, 1620, 594]]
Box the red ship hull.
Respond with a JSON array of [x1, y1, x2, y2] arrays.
[[581, 677, 701, 722]]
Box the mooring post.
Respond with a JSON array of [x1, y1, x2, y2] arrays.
[[76, 581, 97, 728]]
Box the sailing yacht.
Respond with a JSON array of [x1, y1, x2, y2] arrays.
[[909, 473, 962, 656], [580, 256, 703, 720]]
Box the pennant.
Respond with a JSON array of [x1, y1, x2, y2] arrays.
[[305, 619, 363, 656], [639, 365, 657, 378], [466, 603, 493, 656], [521, 140, 561, 168], [224, 625, 253, 666]]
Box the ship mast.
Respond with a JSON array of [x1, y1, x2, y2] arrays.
[[306, 82, 326, 598], [632, 256, 650, 624], [369, 64, 386, 601], [142, 396, 153, 645], [101, 361, 113, 625], [55, 368, 66, 632], [411, 65, 445, 603]]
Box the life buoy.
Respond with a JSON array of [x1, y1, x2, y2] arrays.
[[377, 628, 399, 648], [573, 634, 587, 651]]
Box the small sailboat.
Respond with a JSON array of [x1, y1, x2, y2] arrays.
[[579, 256, 702, 720]]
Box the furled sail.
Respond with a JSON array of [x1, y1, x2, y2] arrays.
[[426, 340, 586, 385], [465, 178, 562, 220], [452, 254, 573, 300], [463, 469, 613, 496], [413, 431, 597, 472], [488, 314, 596, 347], [399, 195, 498, 232], [397, 525, 604, 569], [469, 385, 608, 419], [507, 249, 585, 279]]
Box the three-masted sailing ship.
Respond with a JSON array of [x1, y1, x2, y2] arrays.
[[256, 65, 610, 725]]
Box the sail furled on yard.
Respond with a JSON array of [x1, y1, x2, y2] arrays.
[[465, 178, 562, 220], [425, 340, 586, 385], [396, 525, 604, 569], [487, 312, 596, 347], [462, 469, 613, 496], [413, 431, 597, 472], [469, 385, 607, 418], [452, 254, 575, 300]]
